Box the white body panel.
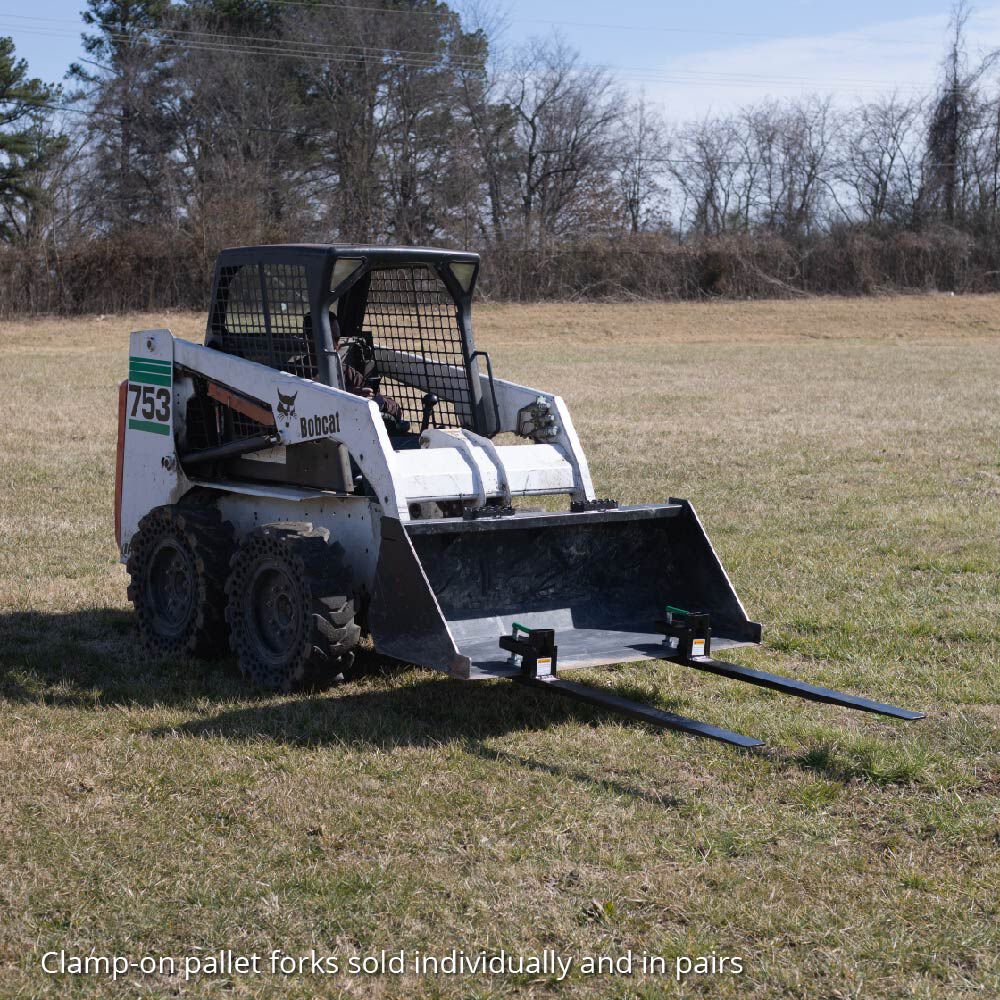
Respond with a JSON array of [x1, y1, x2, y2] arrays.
[[119, 330, 189, 558], [118, 331, 597, 585], [171, 339, 410, 519], [395, 440, 574, 503]]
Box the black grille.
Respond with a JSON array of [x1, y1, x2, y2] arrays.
[[363, 266, 474, 430], [229, 408, 268, 440], [210, 263, 317, 379], [184, 377, 216, 451], [184, 375, 270, 450]]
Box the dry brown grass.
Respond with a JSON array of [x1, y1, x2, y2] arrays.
[[473, 292, 1000, 345], [1, 295, 998, 999]]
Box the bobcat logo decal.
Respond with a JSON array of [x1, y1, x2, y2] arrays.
[[276, 389, 297, 428]]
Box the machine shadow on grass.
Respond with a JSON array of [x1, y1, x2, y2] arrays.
[[0, 608, 641, 747], [0, 610, 692, 806], [0, 609, 932, 790], [0, 608, 249, 709]]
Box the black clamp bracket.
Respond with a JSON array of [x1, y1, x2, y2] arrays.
[[570, 498, 619, 513], [499, 623, 558, 677], [654, 606, 712, 660]]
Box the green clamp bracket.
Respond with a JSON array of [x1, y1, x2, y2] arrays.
[[500, 623, 558, 677], [655, 607, 712, 660]]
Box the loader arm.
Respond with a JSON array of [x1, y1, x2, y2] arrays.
[[476, 371, 595, 502], [120, 331, 600, 551], [372, 345, 596, 503], [222, 354, 595, 508]]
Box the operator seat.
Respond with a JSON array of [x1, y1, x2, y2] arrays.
[[328, 314, 377, 387], [302, 311, 410, 439], [297, 312, 345, 389], [300, 312, 378, 391]]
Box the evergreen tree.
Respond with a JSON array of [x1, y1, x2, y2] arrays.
[[70, 0, 177, 228], [0, 37, 64, 241]]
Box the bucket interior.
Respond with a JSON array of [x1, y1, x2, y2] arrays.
[[400, 503, 760, 677]]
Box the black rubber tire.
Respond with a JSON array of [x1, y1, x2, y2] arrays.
[[126, 504, 234, 659], [225, 522, 360, 691]]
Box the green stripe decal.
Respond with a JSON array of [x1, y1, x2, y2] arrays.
[[128, 370, 171, 387], [128, 419, 170, 435], [128, 356, 171, 370], [129, 358, 172, 383]]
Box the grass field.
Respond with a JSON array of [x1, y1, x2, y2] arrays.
[[1, 295, 998, 998]]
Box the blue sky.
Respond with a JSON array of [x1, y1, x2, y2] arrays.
[[5, 1, 1000, 115]]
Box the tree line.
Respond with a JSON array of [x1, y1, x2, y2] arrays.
[[1, 0, 1000, 314]]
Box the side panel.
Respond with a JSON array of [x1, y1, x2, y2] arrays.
[[368, 517, 471, 677], [172, 337, 410, 519], [212, 493, 380, 597], [118, 330, 188, 560]]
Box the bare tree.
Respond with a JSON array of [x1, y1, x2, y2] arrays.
[[613, 94, 669, 233], [839, 95, 924, 228], [760, 97, 839, 236], [454, 18, 516, 243], [505, 37, 619, 244], [924, 0, 1000, 224], [671, 114, 742, 235]]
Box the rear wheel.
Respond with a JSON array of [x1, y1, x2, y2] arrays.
[[225, 523, 360, 691], [126, 505, 234, 658]]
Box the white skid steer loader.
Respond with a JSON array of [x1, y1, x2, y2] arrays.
[[115, 244, 922, 748]]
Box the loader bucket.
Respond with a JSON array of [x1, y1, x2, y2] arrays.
[[368, 501, 761, 679]]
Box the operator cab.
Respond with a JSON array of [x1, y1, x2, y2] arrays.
[[204, 244, 491, 443]]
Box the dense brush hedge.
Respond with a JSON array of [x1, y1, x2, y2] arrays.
[[2, 226, 998, 317], [478, 227, 994, 301]]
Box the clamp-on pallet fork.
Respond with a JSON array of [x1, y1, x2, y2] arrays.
[[500, 611, 922, 749]]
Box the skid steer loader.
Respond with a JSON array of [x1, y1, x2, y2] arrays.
[[114, 244, 922, 748]]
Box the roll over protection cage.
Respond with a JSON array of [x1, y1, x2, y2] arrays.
[[205, 244, 496, 436]]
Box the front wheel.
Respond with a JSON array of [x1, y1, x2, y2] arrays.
[[225, 523, 360, 691]]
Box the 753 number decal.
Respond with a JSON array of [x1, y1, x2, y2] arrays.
[[128, 383, 171, 427]]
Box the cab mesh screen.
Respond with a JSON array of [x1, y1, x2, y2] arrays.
[[363, 265, 474, 430], [210, 263, 317, 380]]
